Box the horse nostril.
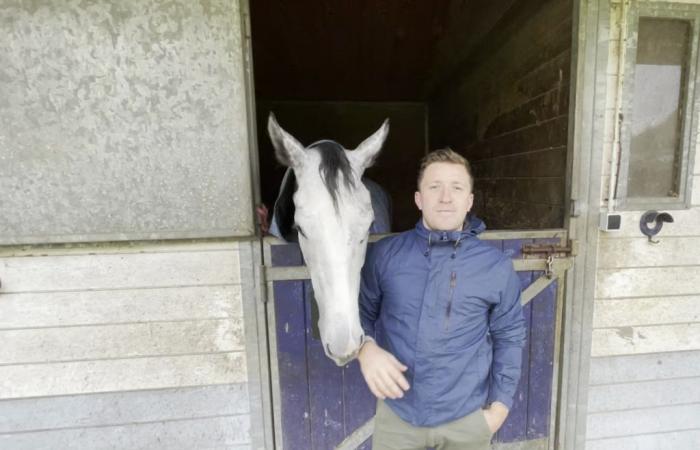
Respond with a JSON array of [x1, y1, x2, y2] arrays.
[[326, 343, 335, 358]]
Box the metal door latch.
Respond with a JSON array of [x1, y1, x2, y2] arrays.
[[522, 241, 576, 279], [545, 255, 554, 278]]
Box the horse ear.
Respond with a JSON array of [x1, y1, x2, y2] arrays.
[[268, 113, 305, 167], [349, 118, 389, 173]]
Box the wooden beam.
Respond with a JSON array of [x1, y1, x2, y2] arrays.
[[264, 257, 573, 281]]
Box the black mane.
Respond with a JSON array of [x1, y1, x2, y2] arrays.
[[309, 140, 356, 211]]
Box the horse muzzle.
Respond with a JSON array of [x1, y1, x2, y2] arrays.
[[325, 334, 366, 367]]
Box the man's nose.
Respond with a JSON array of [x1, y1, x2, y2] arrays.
[[440, 188, 452, 202]]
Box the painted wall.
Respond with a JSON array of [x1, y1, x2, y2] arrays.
[[0, 0, 254, 244], [0, 241, 258, 449], [586, 1, 700, 448], [428, 0, 572, 230]]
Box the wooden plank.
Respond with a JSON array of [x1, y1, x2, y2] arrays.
[[305, 281, 345, 450], [0, 250, 240, 293], [589, 350, 700, 385], [342, 360, 375, 445], [336, 417, 373, 450], [595, 266, 700, 298], [586, 429, 700, 450], [0, 285, 242, 329], [492, 438, 548, 450], [264, 229, 568, 246], [271, 244, 312, 450], [0, 352, 247, 399], [522, 275, 556, 306], [482, 83, 570, 139], [593, 296, 700, 328], [0, 241, 239, 258], [240, 240, 274, 450], [591, 323, 700, 357], [480, 116, 569, 159], [479, 197, 565, 230], [0, 415, 251, 450], [266, 258, 572, 281], [431, 0, 571, 123], [527, 276, 557, 440], [528, 237, 561, 442], [497, 239, 531, 443], [480, 178, 565, 205], [0, 319, 244, 364], [472, 147, 568, 179], [0, 384, 248, 433], [517, 49, 572, 100], [586, 403, 700, 439], [588, 376, 700, 413], [597, 236, 700, 268]]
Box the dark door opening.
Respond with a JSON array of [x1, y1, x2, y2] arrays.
[[250, 0, 573, 232]]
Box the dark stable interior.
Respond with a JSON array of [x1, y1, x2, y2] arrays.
[[251, 0, 573, 232]]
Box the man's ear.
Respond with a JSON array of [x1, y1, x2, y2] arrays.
[[268, 113, 305, 168], [414, 191, 423, 211], [348, 119, 389, 174]]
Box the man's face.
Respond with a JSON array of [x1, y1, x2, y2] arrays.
[[414, 162, 474, 231]]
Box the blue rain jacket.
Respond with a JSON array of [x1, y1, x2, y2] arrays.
[[360, 216, 526, 427]]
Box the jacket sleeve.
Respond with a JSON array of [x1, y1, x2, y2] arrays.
[[359, 242, 384, 338], [487, 260, 527, 410]]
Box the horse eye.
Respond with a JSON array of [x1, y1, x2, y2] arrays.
[[295, 225, 307, 238]]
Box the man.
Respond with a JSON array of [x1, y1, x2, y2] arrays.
[[358, 148, 526, 450]]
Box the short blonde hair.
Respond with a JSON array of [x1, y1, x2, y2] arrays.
[[417, 148, 474, 191]]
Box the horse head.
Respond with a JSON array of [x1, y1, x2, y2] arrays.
[[268, 113, 389, 366]]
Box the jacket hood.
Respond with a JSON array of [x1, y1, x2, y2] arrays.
[[414, 213, 486, 243]]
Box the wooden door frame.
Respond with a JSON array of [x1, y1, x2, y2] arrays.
[[558, 0, 611, 449], [240, 0, 614, 447]]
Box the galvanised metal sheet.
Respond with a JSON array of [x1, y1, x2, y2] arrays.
[[0, 0, 254, 244]]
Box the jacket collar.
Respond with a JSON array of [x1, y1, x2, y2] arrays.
[[414, 213, 486, 245]]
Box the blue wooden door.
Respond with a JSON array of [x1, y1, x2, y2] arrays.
[[270, 236, 562, 450]]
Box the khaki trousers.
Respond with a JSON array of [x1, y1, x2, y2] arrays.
[[372, 400, 493, 450]]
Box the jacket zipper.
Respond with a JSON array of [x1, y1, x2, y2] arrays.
[[445, 271, 457, 330]]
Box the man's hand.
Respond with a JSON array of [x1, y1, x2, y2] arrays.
[[482, 401, 509, 433], [357, 340, 410, 399]]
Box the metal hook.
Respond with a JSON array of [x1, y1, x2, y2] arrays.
[[639, 210, 674, 244]]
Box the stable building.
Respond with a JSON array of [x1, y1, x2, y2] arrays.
[[1, 1, 699, 449]]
